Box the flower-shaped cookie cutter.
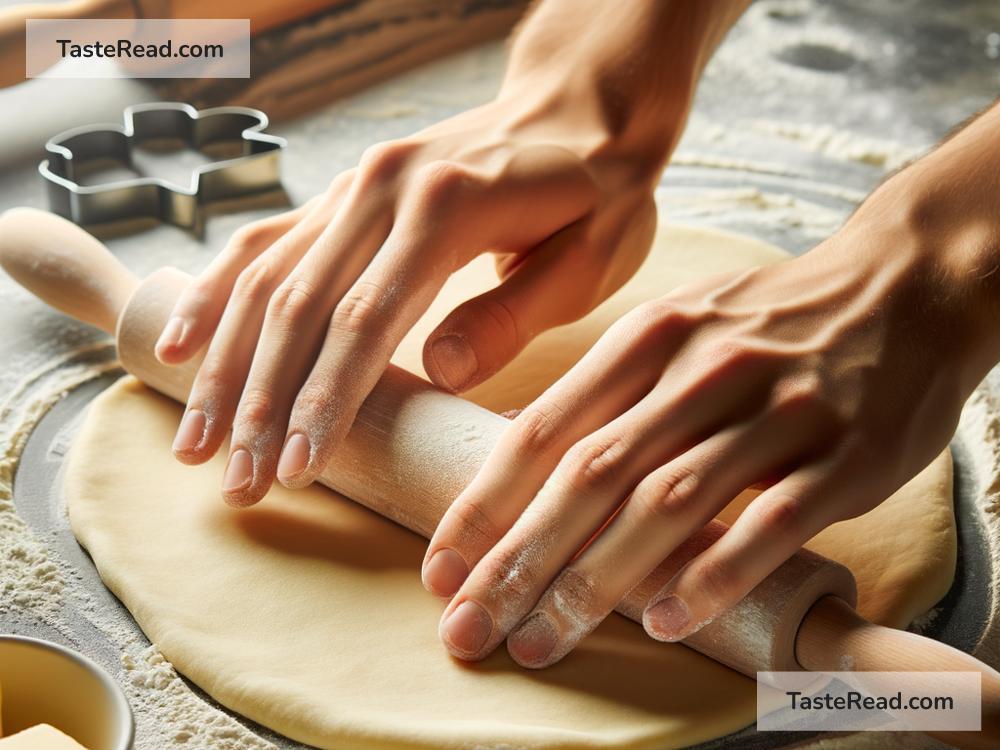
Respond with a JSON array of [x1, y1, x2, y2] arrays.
[[39, 102, 286, 231]]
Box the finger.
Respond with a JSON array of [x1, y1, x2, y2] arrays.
[[421, 301, 686, 599], [170, 198, 338, 466], [155, 191, 332, 364], [642, 460, 854, 643], [505, 410, 809, 669], [422, 305, 782, 601], [273, 148, 595, 490], [277, 152, 520, 487], [425, 194, 657, 395], [423, 223, 604, 394], [436, 362, 770, 662], [222, 190, 394, 506]]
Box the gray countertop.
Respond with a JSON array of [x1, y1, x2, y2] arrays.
[[3, 0, 999, 399]]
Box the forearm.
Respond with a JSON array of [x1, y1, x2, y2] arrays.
[[498, 0, 751, 178], [840, 99, 1000, 389]]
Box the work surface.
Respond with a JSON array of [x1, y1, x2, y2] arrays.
[[2, 1, 1000, 748], [3, 0, 1000, 398]]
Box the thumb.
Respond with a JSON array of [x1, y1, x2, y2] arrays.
[[423, 226, 606, 393]]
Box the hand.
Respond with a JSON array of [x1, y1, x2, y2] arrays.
[[152, 0, 746, 506], [422, 155, 1000, 667], [154, 90, 667, 505]]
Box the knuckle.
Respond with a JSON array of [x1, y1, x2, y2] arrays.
[[192, 358, 230, 398], [358, 141, 412, 184], [178, 278, 214, 314], [561, 437, 627, 493], [754, 493, 804, 534], [326, 167, 357, 196], [707, 340, 746, 368], [234, 260, 279, 302], [770, 373, 824, 414], [481, 548, 537, 603], [694, 556, 741, 606], [635, 466, 701, 519], [226, 223, 267, 256], [292, 382, 338, 430], [415, 160, 473, 208], [465, 296, 520, 349], [330, 281, 385, 336], [447, 499, 500, 550], [510, 401, 567, 458], [293, 382, 330, 417], [632, 298, 680, 329], [237, 388, 278, 429], [617, 299, 691, 346], [549, 567, 601, 616], [268, 278, 319, 325], [698, 340, 762, 380]]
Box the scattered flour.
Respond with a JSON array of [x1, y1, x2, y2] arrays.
[[345, 101, 423, 120], [750, 120, 925, 170], [0, 344, 116, 619], [0, 342, 276, 750], [659, 185, 846, 238], [121, 646, 276, 750], [953, 373, 1000, 672]]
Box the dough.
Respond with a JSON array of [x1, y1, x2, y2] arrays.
[[66, 224, 956, 749]]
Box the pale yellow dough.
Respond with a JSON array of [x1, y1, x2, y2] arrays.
[[66, 224, 956, 749]]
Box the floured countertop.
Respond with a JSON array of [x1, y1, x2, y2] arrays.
[[2, 1, 1000, 748]]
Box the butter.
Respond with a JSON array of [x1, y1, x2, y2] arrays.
[[0, 724, 90, 749]]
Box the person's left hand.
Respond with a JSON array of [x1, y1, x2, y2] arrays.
[[420, 183, 992, 667]]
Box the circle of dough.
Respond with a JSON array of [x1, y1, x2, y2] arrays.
[[66, 224, 956, 749]]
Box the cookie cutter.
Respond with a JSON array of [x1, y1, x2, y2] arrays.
[[38, 102, 286, 231]]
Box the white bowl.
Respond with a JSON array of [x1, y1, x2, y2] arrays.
[[0, 635, 133, 749]]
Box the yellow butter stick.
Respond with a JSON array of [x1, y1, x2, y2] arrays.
[[0, 724, 91, 749]]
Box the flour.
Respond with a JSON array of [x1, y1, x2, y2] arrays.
[[0, 343, 275, 750], [956, 373, 1000, 669], [0, 344, 115, 619], [750, 120, 924, 170], [658, 185, 847, 240], [121, 646, 276, 750]]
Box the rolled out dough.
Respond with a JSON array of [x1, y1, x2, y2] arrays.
[[66, 224, 956, 749]]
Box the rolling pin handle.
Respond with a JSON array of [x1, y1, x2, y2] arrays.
[[796, 596, 1000, 749], [0, 207, 140, 335], [0, 0, 136, 89]]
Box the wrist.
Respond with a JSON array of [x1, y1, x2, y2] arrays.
[[838, 160, 1000, 390], [497, 0, 749, 183], [492, 70, 691, 187]]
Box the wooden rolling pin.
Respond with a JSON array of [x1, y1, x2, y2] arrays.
[[0, 0, 403, 88], [2, 206, 999, 747]]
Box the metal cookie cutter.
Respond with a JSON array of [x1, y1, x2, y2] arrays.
[[39, 102, 286, 232]]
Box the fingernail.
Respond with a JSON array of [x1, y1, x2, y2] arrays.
[[156, 316, 187, 355], [429, 335, 478, 392], [422, 548, 469, 597], [277, 433, 311, 483], [222, 449, 253, 493], [441, 600, 492, 656], [508, 612, 558, 667], [172, 409, 206, 454], [644, 595, 691, 642]]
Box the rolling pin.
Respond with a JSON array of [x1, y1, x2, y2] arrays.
[[0, 0, 398, 88], [2, 206, 999, 748]]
